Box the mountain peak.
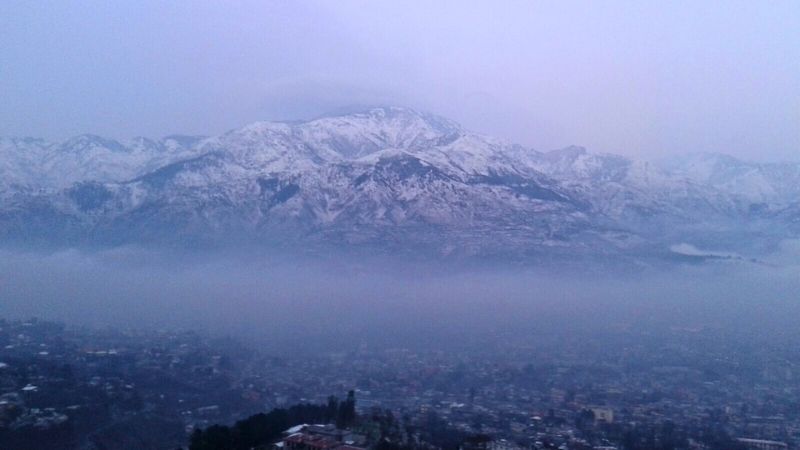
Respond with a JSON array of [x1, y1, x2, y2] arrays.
[[314, 106, 462, 134], [59, 134, 129, 153], [544, 145, 587, 161], [285, 106, 464, 159]]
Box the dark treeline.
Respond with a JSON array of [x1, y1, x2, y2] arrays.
[[189, 391, 356, 450], [188, 391, 470, 450]]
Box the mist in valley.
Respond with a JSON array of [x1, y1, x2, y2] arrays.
[[2, 244, 798, 355]]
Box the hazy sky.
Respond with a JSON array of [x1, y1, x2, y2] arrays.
[[1, 1, 798, 161]]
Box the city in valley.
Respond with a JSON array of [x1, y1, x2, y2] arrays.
[[0, 318, 796, 450]]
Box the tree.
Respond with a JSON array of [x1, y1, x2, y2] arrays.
[[337, 390, 356, 428]]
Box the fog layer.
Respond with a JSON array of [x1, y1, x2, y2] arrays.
[[1, 245, 799, 354]]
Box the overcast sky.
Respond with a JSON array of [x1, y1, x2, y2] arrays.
[[1, 1, 798, 161]]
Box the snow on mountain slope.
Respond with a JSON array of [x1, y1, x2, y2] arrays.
[[295, 106, 463, 159], [0, 134, 204, 193], [661, 152, 800, 204], [0, 137, 50, 195], [0, 107, 796, 260], [521, 146, 742, 230]]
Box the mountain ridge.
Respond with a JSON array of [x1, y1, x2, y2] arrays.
[[0, 106, 797, 262]]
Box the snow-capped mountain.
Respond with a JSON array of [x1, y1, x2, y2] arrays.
[[0, 107, 796, 261]]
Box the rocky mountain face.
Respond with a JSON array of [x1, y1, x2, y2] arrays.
[[0, 107, 797, 261]]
